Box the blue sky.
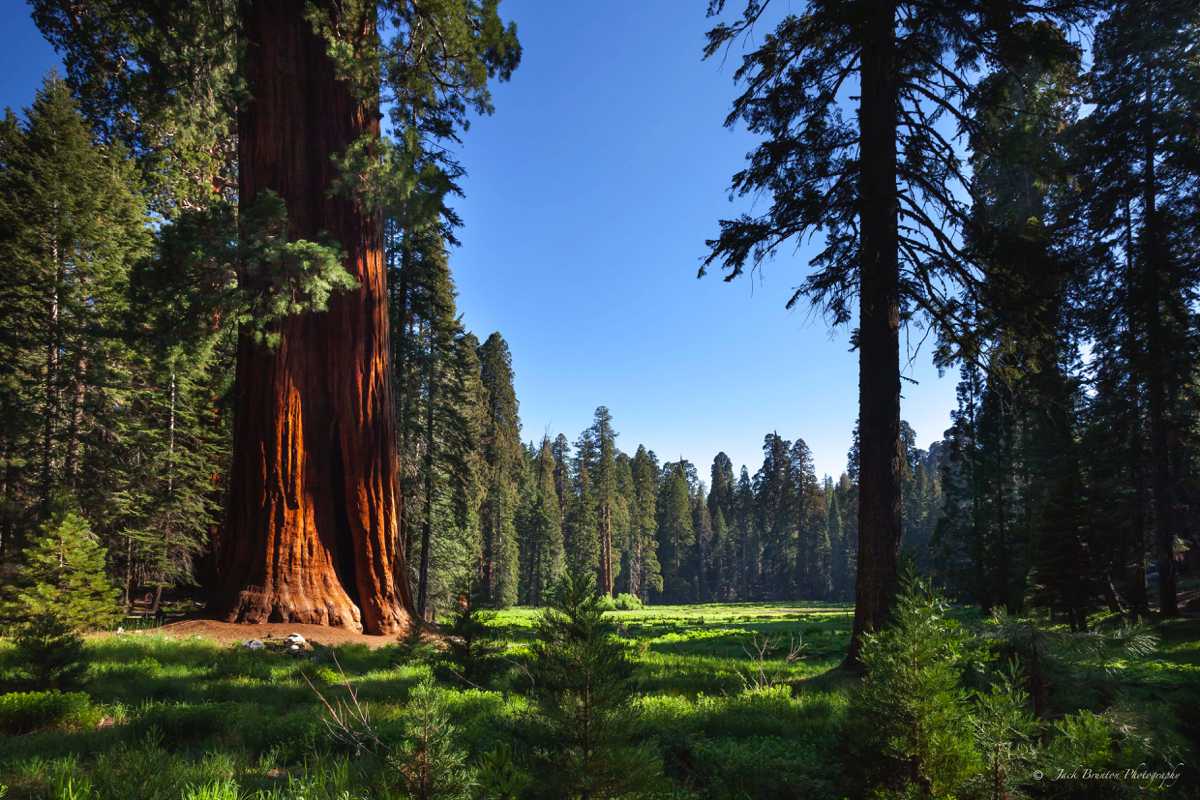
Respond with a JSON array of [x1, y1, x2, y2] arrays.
[[2, 0, 959, 480]]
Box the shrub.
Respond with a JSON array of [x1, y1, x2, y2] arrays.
[[527, 571, 664, 799], [12, 613, 89, 690], [612, 593, 644, 611], [2, 499, 120, 631], [0, 690, 100, 734], [845, 574, 981, 799]]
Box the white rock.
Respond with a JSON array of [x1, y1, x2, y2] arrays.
[[244, 639, 265, 650], [284, 633, 306, 647]]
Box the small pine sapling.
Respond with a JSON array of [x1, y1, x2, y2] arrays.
[[441, 587, 503, 688], [527, 571, 663, 799], [969, 659, 1041, 800], [12, 614, 88, 690], [3, 499, 120, 631], [390, 679, 475, 800], [845, 573, 981, 798]]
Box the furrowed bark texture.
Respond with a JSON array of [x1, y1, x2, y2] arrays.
[[215, 0, 414, 634], [846, 1, 902, 665]]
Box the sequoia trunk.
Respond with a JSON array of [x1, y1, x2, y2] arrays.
[[846, 1, 902, 666], [215, 0, 414, 634]]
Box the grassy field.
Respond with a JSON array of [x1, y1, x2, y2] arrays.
[[1, 601, 1197, 799]]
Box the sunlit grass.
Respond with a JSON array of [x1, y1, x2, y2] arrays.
[[0, 600, 1195, 799]]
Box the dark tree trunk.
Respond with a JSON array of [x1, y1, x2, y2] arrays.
[[599, 504, 613, 597], [846, 1, 901, 666], [417, 341, 434, 620], [215, 0, 414, 634], [1122, 200, 1149, 619], [1141, 68, 1178, 617]]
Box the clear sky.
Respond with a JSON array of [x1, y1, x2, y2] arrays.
[[2, 0, 960, 481]]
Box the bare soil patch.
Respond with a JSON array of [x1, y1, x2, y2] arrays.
[[113, 619, 406, 649]]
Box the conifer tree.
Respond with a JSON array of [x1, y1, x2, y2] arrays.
[[627, 446, 662, 601], [524, 437, 565, 606], [527, 572, 663, 798], [589, 407, 620, 596], [478, 333, 522, 608], [565, 432, 600, 582], [703, 0, 1087, 662], [655, 462, 695, 603], [3, 499, 119, 630], [1076, 0, 1199, 616], [0, 76, 150, 561]]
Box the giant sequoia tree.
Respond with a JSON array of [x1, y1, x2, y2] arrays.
[[702, 0, 1083, 661], [213, 1, 411, 632], [32, 0, 519, 632]]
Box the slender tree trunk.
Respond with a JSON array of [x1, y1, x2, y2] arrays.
[[40, 254, 61, 510], [63, 354, 86, 486], [216, 0, 414, 634], [1122, 200, 1149, 618], [1141, 68, 1178, 617], [417, 344, 435, 620], [152, 370, 177, 618], [846, 1, 901, 666], [599, 503, 613, 596]]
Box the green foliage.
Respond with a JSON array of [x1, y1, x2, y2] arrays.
[[390, 679, 475, 800], [4, 502, 118, 631], [612, 593, 644, 611], [236, 190, 358, 349], [847, 575, 981, 799], [477, 333, 523, 609], [441, 591, 503, 688], [0, 690, 99, 735], [11, 613, 89, 691], [475, 742, 531, 800], [528, 572, 664, 799], [968, 660, 1040, 800]]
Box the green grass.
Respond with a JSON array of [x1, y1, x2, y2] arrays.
[[0, 601, 1195, 799]]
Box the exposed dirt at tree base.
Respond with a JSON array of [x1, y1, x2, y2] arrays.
[[104, 619, 415, 649]]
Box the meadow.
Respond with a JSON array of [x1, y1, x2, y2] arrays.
[[1, 600, 1197, 800]]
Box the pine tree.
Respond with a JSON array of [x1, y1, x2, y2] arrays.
[[627, 446, 662, 601], [655, 462, 695, 603], [3, 499, 119, 631], [1076, 0, 1200, 617], [702, 0, 1087, 663], [565, 432, 600, 582], [589, 407, 620, 596], [732, 466, 756, 599], [0, 76, 155, 579], [692, 494, 714, 602], [524, 437, 565, 606], [478, 333, 522, 608], [527, 572, 663, 799]]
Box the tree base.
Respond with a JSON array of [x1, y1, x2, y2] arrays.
[[217, 588, 364, 632]]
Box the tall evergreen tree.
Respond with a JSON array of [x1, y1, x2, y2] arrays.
[[478, 333, 522, 608], [1076, 0, 1200, 616], [0, 77, 150, 560], [523, 437, 565, 606], [627, 445, 662, 601], [656, 461, 695, 603], [702, 0, 1086, 662]]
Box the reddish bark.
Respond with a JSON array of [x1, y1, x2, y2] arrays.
[[214, 0, 414, 635]]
